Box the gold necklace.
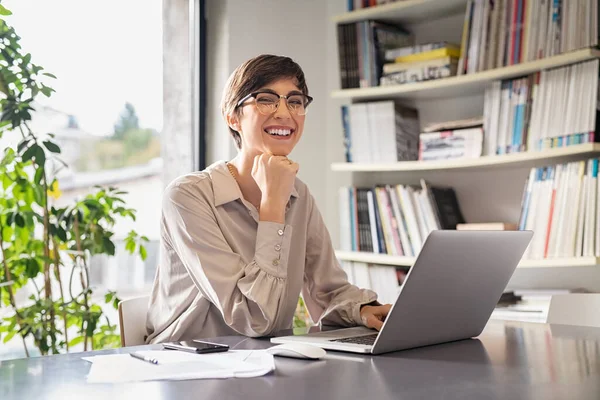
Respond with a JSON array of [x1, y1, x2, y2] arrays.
[[226, 162, 260, 211]]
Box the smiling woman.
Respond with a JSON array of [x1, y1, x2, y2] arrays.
[[145, 54, 392, 343]]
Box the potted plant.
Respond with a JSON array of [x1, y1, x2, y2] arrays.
[[0, 3, 147, 357]]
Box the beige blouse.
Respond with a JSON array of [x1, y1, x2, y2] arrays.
[[145, 160, 377, 343]]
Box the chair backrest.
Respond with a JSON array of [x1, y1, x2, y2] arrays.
[[547, 294, 600, 328], [118, 295, 150, 347]]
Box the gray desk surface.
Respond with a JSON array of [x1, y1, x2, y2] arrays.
[[1, 320, 600, 400]]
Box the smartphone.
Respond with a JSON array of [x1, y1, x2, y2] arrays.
[[162, 340, 229, 354]]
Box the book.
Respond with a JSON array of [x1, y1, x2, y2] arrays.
[[419, 127, 483, 161], [382, 56, 458, 75], [380, 61, 458, 86], [394, 46, 461, 63], [456, 223, 518, 230], [457, 0, 599, 74]]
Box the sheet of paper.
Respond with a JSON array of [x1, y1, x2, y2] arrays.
[[83, 350, 275, 383]]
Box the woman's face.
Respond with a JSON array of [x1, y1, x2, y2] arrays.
[[230, 78, 306, 157]]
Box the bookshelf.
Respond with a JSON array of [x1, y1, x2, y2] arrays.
[[331, 48, 600, 101], [330, 0, 600, 293], [331, 143, 600, 172], [331, 0, 468, 25], [335, 250, 600, 269]]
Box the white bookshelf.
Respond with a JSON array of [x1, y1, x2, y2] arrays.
[[330, 1, 600, 290], [331, 48, 600, 101], [335, 250, 600, 269], [331, 0, 468, 25], [331, 143, 600, 172]]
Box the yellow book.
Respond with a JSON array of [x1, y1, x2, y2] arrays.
[[395, 47, 461, 63]]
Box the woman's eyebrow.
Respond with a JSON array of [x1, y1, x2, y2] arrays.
[[258, 88, 303, 96]]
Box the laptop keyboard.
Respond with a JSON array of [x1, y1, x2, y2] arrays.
[[330, 333, 378, 346]]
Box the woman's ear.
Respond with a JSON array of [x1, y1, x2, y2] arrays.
[[226, 113, 241, 132]]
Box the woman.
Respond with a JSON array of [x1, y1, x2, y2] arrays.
[[145, 54, 391, 343]]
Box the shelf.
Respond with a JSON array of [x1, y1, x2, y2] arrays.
[[331, 0, 468, 25], [331, 143, 600, 173], [335, 250, 600, 269], [331, 48, 600, 101]]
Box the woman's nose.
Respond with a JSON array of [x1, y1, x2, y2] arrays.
[[273, 97, 292, 118]]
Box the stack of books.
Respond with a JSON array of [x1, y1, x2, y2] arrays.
[[337, 20, 412, 89], [457, 0, 599, 75], [339, 181, 464, 257], [380, 42, 461, 86], [483, 59, 600, 155], [340, 261, 409, 304], [418, 117, 484, 161], [519, 158, 599, 260], [340, 101, 420, 163]]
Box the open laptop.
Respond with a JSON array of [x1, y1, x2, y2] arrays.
[[271, 230, 533, 354]]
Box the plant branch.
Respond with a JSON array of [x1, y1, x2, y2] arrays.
[[73, 214, 90, 352], [0, 222, 30, 357], [52, 238, 68, 352]]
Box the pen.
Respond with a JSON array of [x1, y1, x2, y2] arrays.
[[129, 352, 159, 365]]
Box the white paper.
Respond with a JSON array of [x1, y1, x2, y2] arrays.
[[83, 350, 275, 383]]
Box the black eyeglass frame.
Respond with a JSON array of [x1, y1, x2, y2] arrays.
[[235, 90, 314, 114]]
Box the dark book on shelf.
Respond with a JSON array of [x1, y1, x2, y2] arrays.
[[429, 187, 466, 230], [337, 20, 412, 89]]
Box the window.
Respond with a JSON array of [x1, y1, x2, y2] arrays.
[[1, 0, 163, 359]]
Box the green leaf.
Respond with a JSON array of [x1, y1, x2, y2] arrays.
[[139, 245, 147, 261], [2, 174, 12, 190], [42, 140, 61, 154], [102, 237, 116, 256], [17, 138, 32, 153], [2, 330, 16, 344], [68, 336, 84, 347], [34, 146, 46, 168], [25, 258, 40, 278], [0, 148, 15, 167], [42, 72, 57, 79], [125, 239, 136, 253], [14, 213, 25, 228], [22, 53, 31, 65], [56, 226, 67, 242], [21, 143, 39, 162], [40, 86, 53, 97], [34, 167, 44, 184], [0, 5, 12, 16]]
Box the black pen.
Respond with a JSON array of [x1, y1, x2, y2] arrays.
[[129, 352, 159, 365]]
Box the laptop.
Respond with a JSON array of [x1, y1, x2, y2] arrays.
[[271, 230, 533, 354]]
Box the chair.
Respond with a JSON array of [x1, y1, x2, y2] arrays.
[[546, 294, 600, 328], [118, 295, 150, 346]]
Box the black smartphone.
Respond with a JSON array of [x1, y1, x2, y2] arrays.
[[162, 340, 229, 354]]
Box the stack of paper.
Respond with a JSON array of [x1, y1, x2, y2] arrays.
[[83, 350, 275, 383]]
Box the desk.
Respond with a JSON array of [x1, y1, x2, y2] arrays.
[[1, 320, 600, 400]]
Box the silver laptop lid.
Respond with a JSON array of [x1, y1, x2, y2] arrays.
[[372, 230, 533, 354]]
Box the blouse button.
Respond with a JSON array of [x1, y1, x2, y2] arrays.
[[275, 244, 281, 251], [277, 229, 284, 236], [272, 259, 280, 266]]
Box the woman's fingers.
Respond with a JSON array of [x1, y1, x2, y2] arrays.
[[366, 314, 384, 331]]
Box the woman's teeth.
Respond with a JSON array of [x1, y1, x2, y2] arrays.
[[266, 129, 292, 136]]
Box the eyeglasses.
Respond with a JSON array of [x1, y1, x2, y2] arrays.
[[236, 91, 313, 116]]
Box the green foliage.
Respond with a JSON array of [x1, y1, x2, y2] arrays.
[[0, 7, 148, 356]]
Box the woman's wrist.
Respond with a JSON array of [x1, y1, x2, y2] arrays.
[[259, 200, 286, 223]]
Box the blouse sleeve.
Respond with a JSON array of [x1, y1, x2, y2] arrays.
[[301, 193, 378, 327], [162, 183, 292, 337]]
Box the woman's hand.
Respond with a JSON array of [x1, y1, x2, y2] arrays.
[[360, 304, 392, 331], [252, 154, 299, 223]]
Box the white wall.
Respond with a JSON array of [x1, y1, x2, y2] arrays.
[[205, 0, 330, 215]]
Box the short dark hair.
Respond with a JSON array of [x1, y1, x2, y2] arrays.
[[220, 54, 309, 149]]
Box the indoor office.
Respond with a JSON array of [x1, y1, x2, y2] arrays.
[[1, 0, 600, 399]]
